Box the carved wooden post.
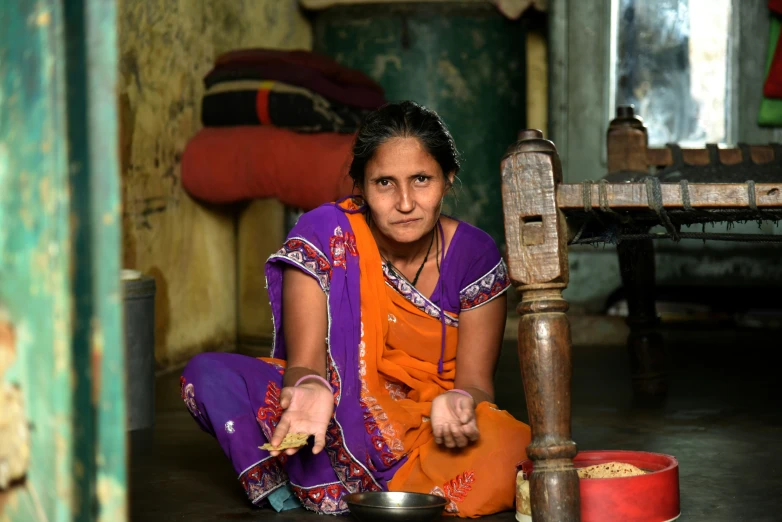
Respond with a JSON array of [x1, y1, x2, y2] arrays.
[[501, 130, 580, 522], [607, 106, 667, 400]]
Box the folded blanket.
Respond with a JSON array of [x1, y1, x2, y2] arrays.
[[214, 48, 383, 93], [298, 0, 547, 20], [201, 79, 370, 133], [205, 63, 385, 110], [204, 49, 386, 110], [181, 126, 356, 209]]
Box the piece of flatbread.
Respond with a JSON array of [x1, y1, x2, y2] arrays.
[[577, 462, 647, 479], [259, 432, 309, 451]]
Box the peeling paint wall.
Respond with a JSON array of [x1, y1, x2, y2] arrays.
[[237, 200, 286, 351], [0, 313, 29, 491], [119, 0, 312, 367], [526, 26, 547, 136]]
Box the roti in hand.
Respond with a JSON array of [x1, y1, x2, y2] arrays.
[[259, 432, 309, 451]]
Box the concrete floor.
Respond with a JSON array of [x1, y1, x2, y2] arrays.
[[130, 322, 782, 521]]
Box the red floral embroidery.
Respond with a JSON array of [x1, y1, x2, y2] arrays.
[[291, 482, 350, 514], [275, 238, 331, 290], [345, 233, 357, 256], [327, 484, 342, 499], [285, 349, 383, 515], [444, 470, 475, 503], [239, 457, 288, 505], [365, 452, 377, 471], [329, 369, 340, 402], [360, 400, 398, 467], [430, 470, 476, 513], [459, 261, 510, 310], [322, 359, 383, 497], [325, 420, 383, 495], [330, 227, 358, 269], [256, 381, 283, 441], [371, 436, 386, 451], [180, 376, 201, 417], [364, 420, 378, 435], [336, 448, 351, 463], [383, 263, 459, 327]]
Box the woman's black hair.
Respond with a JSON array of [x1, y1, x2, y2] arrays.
[[348, 100, 461, 188]]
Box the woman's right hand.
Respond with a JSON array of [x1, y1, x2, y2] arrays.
[[430, 390, 480, 449], [268, 378, 334, 457]]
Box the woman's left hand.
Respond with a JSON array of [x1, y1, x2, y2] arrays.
[[430, 391, 479, 449]]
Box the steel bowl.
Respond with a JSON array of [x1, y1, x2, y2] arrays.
[[345, 491, 447, 522]]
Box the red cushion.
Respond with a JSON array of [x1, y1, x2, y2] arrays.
[[771, 0, 782, 14], [181, 126, 356, 210]]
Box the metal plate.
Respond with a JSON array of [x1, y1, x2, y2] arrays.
[[345, 491, 447, 522]]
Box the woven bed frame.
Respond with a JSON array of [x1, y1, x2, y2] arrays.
[[501, 105, 782, 521]]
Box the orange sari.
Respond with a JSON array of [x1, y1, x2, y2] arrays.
[[347, 211, 531, 517]]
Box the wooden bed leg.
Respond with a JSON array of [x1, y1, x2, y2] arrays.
[[518, 288, 579, 520], [502, 130, 580, 522], [607, 106, 667, 402], [617, 237, 667, 400]]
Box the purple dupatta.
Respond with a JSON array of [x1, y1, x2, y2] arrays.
[[264, 200, 407, 513]]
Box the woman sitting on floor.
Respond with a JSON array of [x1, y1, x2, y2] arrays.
[[180, 100, 530, 517]]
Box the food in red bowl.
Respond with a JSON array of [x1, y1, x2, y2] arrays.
[[516, 450, 680, 522]]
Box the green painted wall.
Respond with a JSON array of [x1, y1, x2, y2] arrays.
[[1, 0, 125, 521], [313, 3, 527, 246]]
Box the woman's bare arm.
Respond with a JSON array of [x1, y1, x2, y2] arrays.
[[453, 294, 507, 404], [268, 267, 333, 455], [281, 267, 328, 388]]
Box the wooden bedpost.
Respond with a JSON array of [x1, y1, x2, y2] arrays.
[[501, 130, 580, 522], [607, 106, 667, 401]]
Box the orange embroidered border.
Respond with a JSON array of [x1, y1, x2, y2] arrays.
[[430, 470, 476, 514]]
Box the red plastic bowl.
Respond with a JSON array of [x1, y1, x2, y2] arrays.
[[518, 450, 680, 522]]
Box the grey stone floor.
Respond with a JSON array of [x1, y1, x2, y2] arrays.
[[130, 323, 782, 521]]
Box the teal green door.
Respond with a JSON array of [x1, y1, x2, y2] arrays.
[[0, 1, 126, 521]]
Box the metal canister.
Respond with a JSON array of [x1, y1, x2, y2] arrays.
[[122, 269, 156, 431]]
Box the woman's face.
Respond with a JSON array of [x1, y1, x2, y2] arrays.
[[362, 137, 454, 245]]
